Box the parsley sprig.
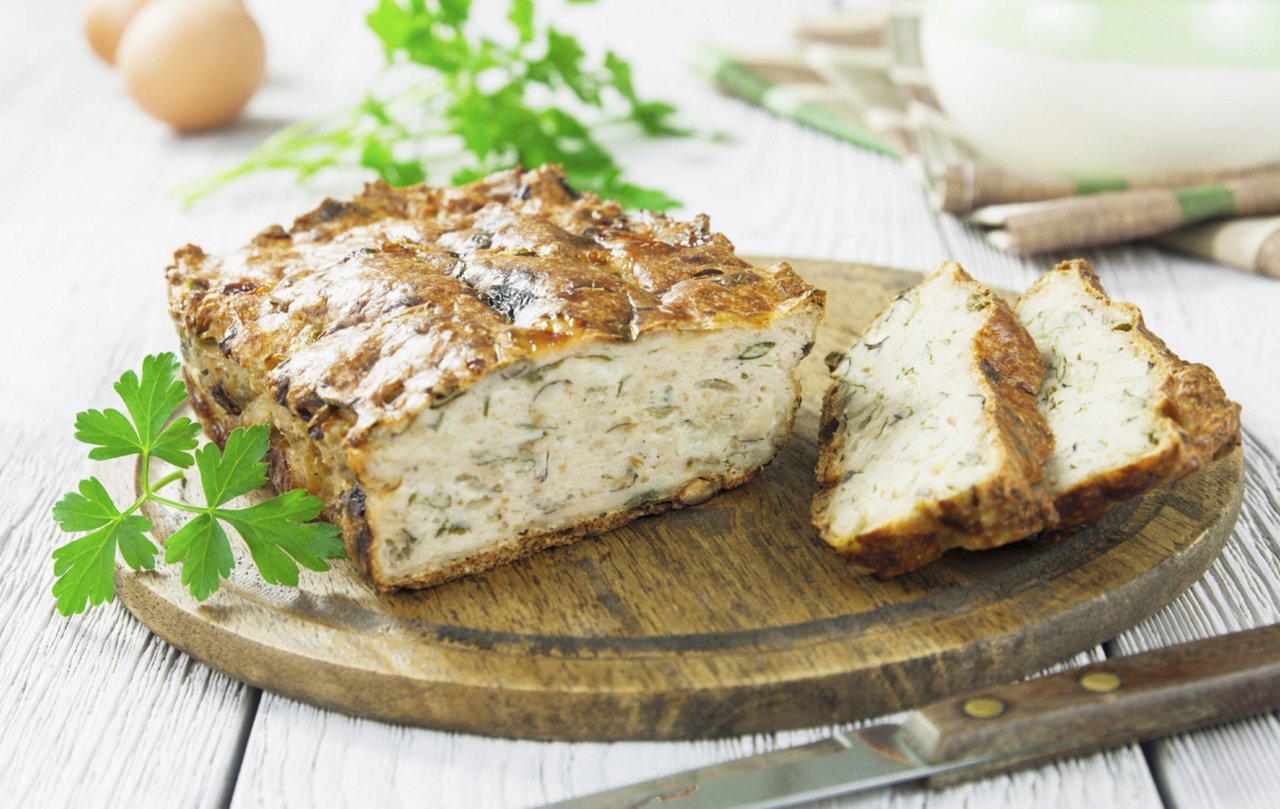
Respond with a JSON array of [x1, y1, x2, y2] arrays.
[[181, 0, 685, 210], [51, 354, 344, 616]]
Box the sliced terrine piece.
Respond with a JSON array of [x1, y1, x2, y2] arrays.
[[1015, 259, 1240, 529], [813, 262, 1054, 575], [167, 164, 825, 590]]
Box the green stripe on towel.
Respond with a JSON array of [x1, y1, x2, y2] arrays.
[[691, 47, 899, 158], [1075, 177, 1129, 195], [1175, 186, 1238, 222]]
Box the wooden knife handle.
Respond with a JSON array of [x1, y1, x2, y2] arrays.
[[898, 624, 1280, 784]]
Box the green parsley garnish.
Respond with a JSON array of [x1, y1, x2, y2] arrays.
[[51, 353, 344, 616], [180, 0, 686, 210]]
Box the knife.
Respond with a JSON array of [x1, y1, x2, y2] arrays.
[[545, 623, 1280, 809]]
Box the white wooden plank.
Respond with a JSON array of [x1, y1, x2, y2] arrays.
[[0, 2, 377, 805], [1109, 431, 1280, 809], [0, 352, 252, 809], [0, 3, 58, 104], [230, 646, 1163, 809], [6, 0, 1278, 807], [228, 3, 1161, 807]]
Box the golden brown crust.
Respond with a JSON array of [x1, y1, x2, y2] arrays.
[[812, 263, 1055, 576], [170, 165, 822, 590], [1038, 260, 1241, 530], [168, 164, 820, 447], [959, 282, 1056, 546]]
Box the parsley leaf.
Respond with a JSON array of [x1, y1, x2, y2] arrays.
[[52, 355, 347, 615], [50, 481, 156, 615], [151, 419, 203, 469], [116, 521, 161, 572], [508, 0, 534, 43], [52, 525, 126, 615], [195, 424, 271, 507], [74, 353, 201, 468], [218, 491, 344, 587], [52, 477, 132, 532], [73, 408, 142, 462], [183, 0, 685, 211], [164, 514, 235, 602], [115, 353, 190, 443]]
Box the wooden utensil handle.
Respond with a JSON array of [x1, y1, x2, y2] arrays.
[[899, 624, 1280, 784]]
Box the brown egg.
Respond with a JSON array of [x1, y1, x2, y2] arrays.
[[84, 0, 152, 65], [117, 0, 265, 132]]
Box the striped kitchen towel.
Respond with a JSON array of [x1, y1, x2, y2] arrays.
[[693, 10, 1280, 279]]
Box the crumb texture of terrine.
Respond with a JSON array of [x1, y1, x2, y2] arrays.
[[167, 164, 825, 590], [1015, 259, 1240, 530], [813, 262, 1054, 575]]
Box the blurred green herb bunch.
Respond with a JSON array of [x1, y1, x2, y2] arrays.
[[184, 0, 687, 209]]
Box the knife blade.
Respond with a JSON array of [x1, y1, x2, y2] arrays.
[[542, 724, 984, 809], [545, 623, 1280, 809]]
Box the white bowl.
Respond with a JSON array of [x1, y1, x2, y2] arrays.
[[920, 0, 1280, 178]]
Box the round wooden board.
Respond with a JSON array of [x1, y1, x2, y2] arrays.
[[110, 258, 1244, 741]]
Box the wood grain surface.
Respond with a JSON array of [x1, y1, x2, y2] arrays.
[[107, 259, 1243, 741], [4, 1, 1279, 806]]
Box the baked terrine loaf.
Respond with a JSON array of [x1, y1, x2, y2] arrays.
[[168, 165, 825, 590], [813, 262, 1054, 575], [1015, 259, 1240, 529]]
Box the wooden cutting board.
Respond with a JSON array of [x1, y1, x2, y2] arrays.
[[108, 258, 1243, 741]]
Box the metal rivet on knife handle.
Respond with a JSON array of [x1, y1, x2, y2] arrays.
[[1079, 672, 1123, 693], [962, 697, 1006, 719]]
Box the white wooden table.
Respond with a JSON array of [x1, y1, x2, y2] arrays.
[[2, 1, 1278, 807]]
